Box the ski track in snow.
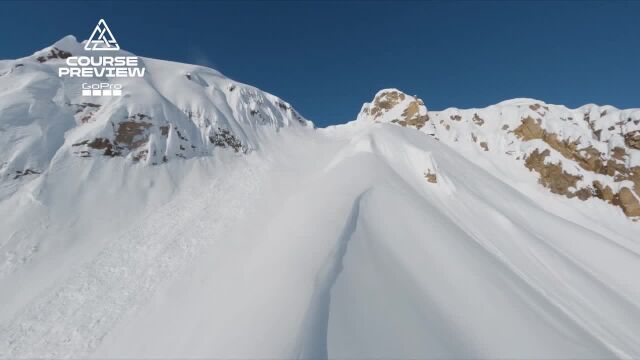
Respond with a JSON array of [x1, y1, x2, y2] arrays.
[[0, 158, 267, 358]]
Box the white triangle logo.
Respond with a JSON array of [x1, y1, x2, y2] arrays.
[[85, 19, 120, 51]]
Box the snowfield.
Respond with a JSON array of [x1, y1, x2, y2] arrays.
[[1, 38, 640, 359]]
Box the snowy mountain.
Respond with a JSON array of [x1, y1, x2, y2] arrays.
[[0, 35, 308, 188], [1, 38, 640, 359], [358, 89, 640, 217]]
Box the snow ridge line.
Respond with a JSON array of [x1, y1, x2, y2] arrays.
[[0, 158, 268, 359]]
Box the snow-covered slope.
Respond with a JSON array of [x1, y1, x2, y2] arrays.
[[0, 36, 308, 192], [358, 89, 640, 218], [1, 40, 639, 359]]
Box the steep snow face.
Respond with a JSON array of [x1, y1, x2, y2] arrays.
[[3, 123, 640, 359], [0, 36, 309, 187], [358, 89, 640, 217]]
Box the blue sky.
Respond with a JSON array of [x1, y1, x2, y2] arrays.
[[1, 1, 638, 127]]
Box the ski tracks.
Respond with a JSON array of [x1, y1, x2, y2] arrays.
[[0, 158, 267, 358]]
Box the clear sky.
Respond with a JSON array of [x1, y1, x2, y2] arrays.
[[1, 1, 638, 127]]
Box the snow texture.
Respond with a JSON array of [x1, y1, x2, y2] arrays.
[[1, 38, 639, 359]]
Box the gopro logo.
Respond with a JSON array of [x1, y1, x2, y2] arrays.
[[82, 83, 122, 97]]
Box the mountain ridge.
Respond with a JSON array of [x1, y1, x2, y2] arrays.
[[0, 36, 310, 187], [357, 88, 640, 217]]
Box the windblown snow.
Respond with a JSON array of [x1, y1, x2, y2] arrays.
[[1, 37, 640, 359]]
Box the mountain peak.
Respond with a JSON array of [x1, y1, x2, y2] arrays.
[[0, 42, 310, 186], [357, 88, 429, 129], [52, 35, 79, 49]]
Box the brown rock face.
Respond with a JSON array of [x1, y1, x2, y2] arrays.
[[72, 114, 153, 158], [513, 116, 544, 140], [396, 100, 429, 129], [593, 181, 616, 203], [363, 90, 429, 129], [472, 114, 485, 126], [625, 130, 640, 150], [115, 119, 152, 150], [618, 187, 640, 217], [513, 117, 603, 173], [368, 91, 405, 118], [424, 170, 438, 183], [514, 115, 640, 217], [524, 149, 582, 195]]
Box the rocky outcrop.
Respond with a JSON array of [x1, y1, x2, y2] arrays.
[[12, 169, 41, 180], [359, 89, 640, 219], [618, 187, 640, 217], [368, 90, 405, 117], [424, 170, 438, 183], [68, 102, 102, 124], [209, 128, 246, 153], [36, 47, 71, 63], [359, 89, 429, 129], [524, 149, 583, 197], [625, 130, 640, 150], [511, 115, 640, 217], [396, 100, 429, 129], [114, 114, 153, 150]]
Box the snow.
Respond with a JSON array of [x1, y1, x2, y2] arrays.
[[1, 38, 640, 359]]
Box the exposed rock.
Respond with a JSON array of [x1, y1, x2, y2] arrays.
[[12, 169, 41, 180], [513, 116, 544, 140], [209, 128, 246, 153], [524, 149, 582, 195], [132, 149, 149, 162], [36, 47, 71, 63], [115, 119, 152, 150], [68, 102, 101, 123], [360, 90, 640, 218], [363, 90, 429, 129], [618, 187, 640, 217], [593, 181, 616, 203], [616, 166, 640, 194], [276, 101, 290, 111], [472, 113, 484, 126], [611, 147, 627, 161], [424, 170, 437, 183], [513, 116, 611, 175], [624, 130, 640, 150], [396, 100, 429, 129], [88, 138, 120, 157], [71, 114, 154, 158], [370, 90, 405, 118], [174, 127, 188, 141], [529, 103, 548, 116]]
